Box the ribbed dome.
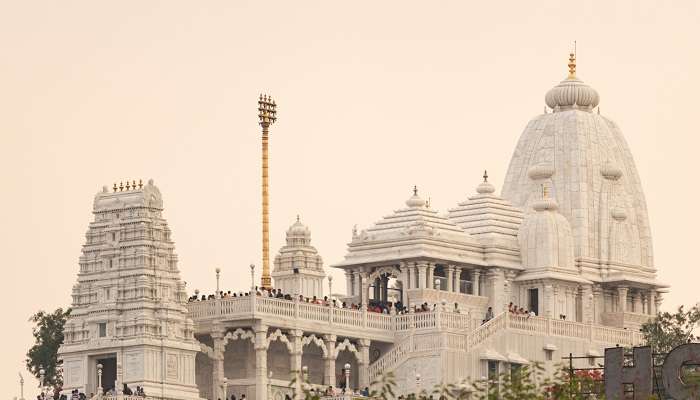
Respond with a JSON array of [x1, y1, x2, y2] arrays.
[[544, 53, 600, 112], [545, 78, 600, 111], [285, 216, 312, 246]]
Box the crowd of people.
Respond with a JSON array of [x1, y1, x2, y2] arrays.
[[508, 302, 537, 318], [188, 286, 415, 314], [36, 384, 146, 400], [187, 286, 475, 318]]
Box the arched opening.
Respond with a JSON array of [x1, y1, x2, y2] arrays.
[[301, 341, 325, 385], [368, 269, 402, 308], [223, 336, 255, 398], [267, 340, 292, 383], [195, 334, 214, 400], [335, 350, 359, 390]]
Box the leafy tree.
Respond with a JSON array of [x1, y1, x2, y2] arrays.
[[26, 308, 71, 388], [641, 305, 700, 360]]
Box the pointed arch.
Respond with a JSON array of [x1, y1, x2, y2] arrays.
[[301, 334, 328, 358], [267, 329, 294, 352], [334, 338, 360, 361]]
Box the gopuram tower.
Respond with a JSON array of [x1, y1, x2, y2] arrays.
[[58, 180, 201, 400]]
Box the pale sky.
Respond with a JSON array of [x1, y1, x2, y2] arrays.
[[2, 0, 699, 395]]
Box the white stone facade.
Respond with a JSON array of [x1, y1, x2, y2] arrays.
[[58, 58, 667, 399]]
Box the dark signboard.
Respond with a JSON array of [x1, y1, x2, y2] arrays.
[[605, 343, 700, 399]]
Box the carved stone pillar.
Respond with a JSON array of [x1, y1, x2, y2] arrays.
[[654, 292, 662, 316], [592, 285, 604, 323], [446, 265, 454, 292], [417, 263, 427, 289], [353, 272, 361, 298], [359, 272, 370, 307], [486, 268, 505, 311], [323, 334, 337, 387], [543, 284, 554, 318], [633, 290, 643, 314], [399, 263, 409, 305], [289, 330, 303, 398], [581, 285, 594, 324], [649, 290, 657, 315], [211, 327, 226, 400], [357, 338, 371, 390], [453, 266, 461, 293], [472, 269, 481, 296], [345, 271, 353, 297], [254, 323, 269, 400], [617, 287, 628, 313], [427, 263, 435, 289]]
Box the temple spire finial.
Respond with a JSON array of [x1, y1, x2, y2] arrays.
[[413, 185, 418, 196], [567, 42, 577, 79], [483, 170, 489, 183]]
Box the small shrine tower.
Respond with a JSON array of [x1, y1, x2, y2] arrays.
[[272, 216, 326, 298]]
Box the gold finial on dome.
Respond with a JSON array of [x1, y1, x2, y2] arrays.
[[567, 52, 576, 79], [483, 170, 489, 183]]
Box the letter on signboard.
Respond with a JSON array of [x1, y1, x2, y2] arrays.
[[604, 346, 652, 400]]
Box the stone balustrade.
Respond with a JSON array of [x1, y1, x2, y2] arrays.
[[368, 311, 645, 382], [187, 296, 474, 340]]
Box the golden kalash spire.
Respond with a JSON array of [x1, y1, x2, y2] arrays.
[[567, 41, 577, 79]]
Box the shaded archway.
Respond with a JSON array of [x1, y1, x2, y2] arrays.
[[301, 341, 324, 385]]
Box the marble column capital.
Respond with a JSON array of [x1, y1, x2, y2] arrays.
[[323, 334, 337, 343]]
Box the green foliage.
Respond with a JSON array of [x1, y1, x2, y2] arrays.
[[25, 308, 71, 388], [641, 304, 700, 355]]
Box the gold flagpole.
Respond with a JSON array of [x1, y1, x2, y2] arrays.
[[258, 94, 277, 290]]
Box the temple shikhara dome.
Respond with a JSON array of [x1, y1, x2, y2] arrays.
[[57, 54, 667, 400]]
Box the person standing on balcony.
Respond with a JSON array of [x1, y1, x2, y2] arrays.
[[484, 307, 494, 323]]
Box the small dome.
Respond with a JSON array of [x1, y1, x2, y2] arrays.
[[405, 186, 426, 208], [544, 54, 600, 112], [611, 208, 627, 221], [601, 161, 623, 180], [287, 215, 311, 237], [476, 170, 496, 194], [528, 164, 555, 180]]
